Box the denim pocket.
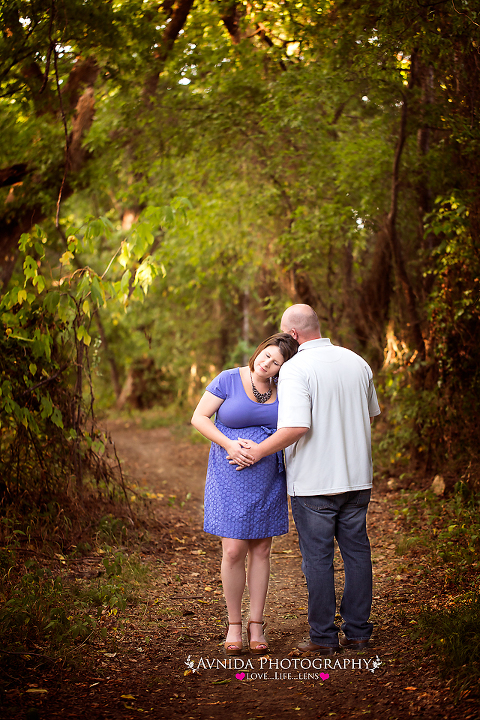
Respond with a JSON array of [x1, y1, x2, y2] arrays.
[[354, 489, 371, 506], [302, 495, 338, 512]]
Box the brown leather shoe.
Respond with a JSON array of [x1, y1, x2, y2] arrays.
[[296, 639, 340, 655], [339, 636, 370, 650]]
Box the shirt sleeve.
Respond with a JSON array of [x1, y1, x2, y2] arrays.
[[367, 378, 381, 417], [277, 364, 312, 429], [205, 370, 229, 400]]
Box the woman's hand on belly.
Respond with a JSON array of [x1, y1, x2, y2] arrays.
[[225, 439, 255, 467], [227, 438, 259, 469], [238, 438, 257, 451]]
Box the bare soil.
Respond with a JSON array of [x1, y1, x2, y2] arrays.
[[4, 420, 479, 719]]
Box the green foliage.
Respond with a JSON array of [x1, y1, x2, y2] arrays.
[[97, 516, 128, 547], [1, 0, 480, 478], [398, 482, 480, 693], [0, 204, 181, 666], [377, 193, 480, 474], [425, 197, 480, 390], [376, 363, 435, 468], [0, 503, 75, 553], [414, 594, 480, 697], [0, 549, 148, 655], [395, 483, 480, 576], [0, 561, 97, 648], [166, 492, 191, 509], [0, 204, 185, 498]]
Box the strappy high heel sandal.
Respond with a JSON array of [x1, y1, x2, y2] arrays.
[[224, 621, 243, 655], [247, 619, 269, 655]]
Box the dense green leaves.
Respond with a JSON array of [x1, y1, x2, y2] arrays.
[[1, 0, 480, 477], [0, 203, 184, 494]]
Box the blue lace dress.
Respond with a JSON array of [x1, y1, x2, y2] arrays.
[[203, 368, 288, 539]]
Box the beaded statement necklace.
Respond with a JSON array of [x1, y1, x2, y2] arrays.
[[250, 370, 272, 404]]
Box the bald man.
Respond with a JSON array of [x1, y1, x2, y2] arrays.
[[234, 304, 381, 654]]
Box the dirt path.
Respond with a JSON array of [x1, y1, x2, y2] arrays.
[[11, 422, 479, 719]]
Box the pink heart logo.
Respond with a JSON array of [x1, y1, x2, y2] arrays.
[[320, 673, 329, 681], [235, 673, 245, 680]]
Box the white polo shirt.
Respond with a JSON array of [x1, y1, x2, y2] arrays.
[[277, 338, 381, 496]]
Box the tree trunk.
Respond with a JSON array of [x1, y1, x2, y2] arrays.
[[94, 312, 122, 400], [355, 228, 393, 362], [384, 49, 426, 360], [143, 0, 196, 100], [242, 288, 250, 364], [73, 339, 84, 490]]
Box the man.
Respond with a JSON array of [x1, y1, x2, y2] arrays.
[[235, 304, 381, 654]]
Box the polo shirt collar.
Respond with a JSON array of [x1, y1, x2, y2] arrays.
[[298, 338, 333, 352]]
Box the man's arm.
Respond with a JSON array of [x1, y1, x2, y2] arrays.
[[230, 426, 309, 469]]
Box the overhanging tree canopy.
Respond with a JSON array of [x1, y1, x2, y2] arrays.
[[1, 0, 479, 476]]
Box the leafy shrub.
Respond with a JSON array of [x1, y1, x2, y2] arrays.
[[1, 208, 183, 504], [97, 515, 129, 545], [0, 551, 144, 655], [0, 562, 97, 649], [0, 290, 114, 502], [414, 593, 480, 696], [396, 483, 480, 694], [394, 483, 480, 570], [375, 196, 480, 480]]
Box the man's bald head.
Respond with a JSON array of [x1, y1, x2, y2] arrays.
[[280, 304, 321, 344]]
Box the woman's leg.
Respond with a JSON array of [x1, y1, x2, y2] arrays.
[[246, 537, 273, 644], [221, 537, 248, 644]]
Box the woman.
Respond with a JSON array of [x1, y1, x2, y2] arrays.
[[191, 333, 298, 655]]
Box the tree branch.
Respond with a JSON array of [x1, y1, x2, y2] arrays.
[[0, 163, 29, 188], [143, 0, 196, 99], [20, 363, 70, 397]]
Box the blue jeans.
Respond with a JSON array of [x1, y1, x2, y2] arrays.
[[291, 490, 373, 646]]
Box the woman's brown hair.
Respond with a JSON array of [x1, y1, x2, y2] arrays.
[[248, 333, 299, 375]]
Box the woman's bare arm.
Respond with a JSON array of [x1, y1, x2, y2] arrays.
[[191, 391, 255, 465]]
